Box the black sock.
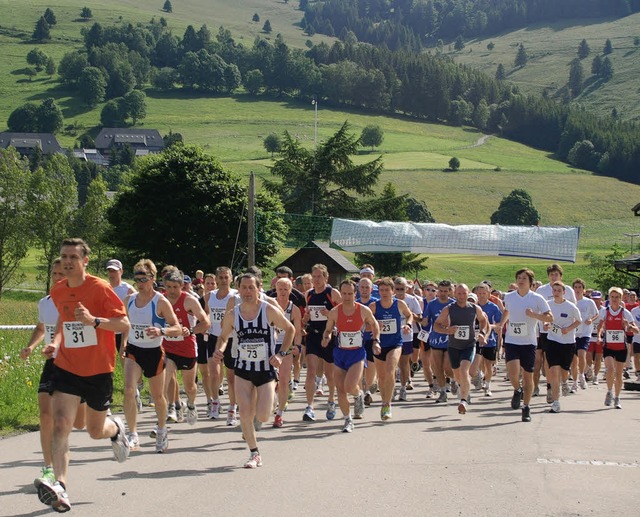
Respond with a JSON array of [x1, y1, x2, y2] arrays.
[[111, 427, 119, 442], [59, 480, 66, 490], [250, 447, 259, 454]]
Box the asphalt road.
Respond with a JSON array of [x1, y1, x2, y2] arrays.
[[1, 363, 639, 516]]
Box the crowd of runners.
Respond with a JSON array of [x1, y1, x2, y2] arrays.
[[20, 238, 640, 512]]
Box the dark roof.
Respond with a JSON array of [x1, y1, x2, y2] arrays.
[[0, 132, 62, 154], [632, 203, 640, 216], [95, 128, 163, 150], [275, 241, 359, 286]]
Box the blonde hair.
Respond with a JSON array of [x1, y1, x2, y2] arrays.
[[134, 259, 157, 278]]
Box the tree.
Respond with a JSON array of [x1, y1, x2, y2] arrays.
[[107, 144, 285, 272], [454, 35, 465, 51], [495, 63, 506, 80], [0, 148, 32, 298], [163, 130, 183, 148], [577, 39, 590, 59], [45, 56, 56, 76], [28, 154, 78, 293], [601, 56, 614, 80], [569, 59, 584, 96], [73, 175, 111, 273], [253, 13, 260, 22], [244, 68, 264, 95], [78, 66, 107, 106], [585, 244, 632, 293], [360, 125, 384, 151], [224, 63, 242, 93], [490, 189, 540, 225], [515, 44, 527, 67], [263, 133, 282, 157], [27, 48, 49, 71], [603, 38, 613, 55], [7, 103, 39, 132], [43, 8, 57, 26], [163, 0, 173, 13], [33, 17, 51, 41], [487, 41, 495, 51], [448, 157, 460, 171], [25, 68, 38, 82], [567, 140, 600, 170], [125, 90, 147, 125], [58, 51, 88, 85], [591, 54, 603, 75], [153, 67, 178, 90], [266, 122, 383, 217], [263, 20, 272, 34], [472, 99, 490, 130], [37, 98, 63, 133], [406, 197, 435, 223], [80, 7, 93, 19], [101, 98, 127, 127]]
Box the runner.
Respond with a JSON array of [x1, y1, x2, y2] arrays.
[[597, 287, 638, 409], [162, 269, 210, 426], [204, 266, 237, 422], [322, 280, 380, 431], [472, 284, 502, 396], [357, 277, 379, 405], [586, 290, 605, 383], [213, 273, 295, 468], [571, 279, 599, 392], [37, 238, 131, 512], [21, 258, 86, 494], [393, 277, 423, 401], [195, 274, 217, 413], [302, 264, 341, 422], [418, 281, 438, 397], [433, 284, 489, 414], [123, 260, 181, 453], [370, 277, 413, 420], [545, 282, 582, 413], [105, 259, 136, 361], [271, 277, 302, 428], [498, 268, 552, 422]]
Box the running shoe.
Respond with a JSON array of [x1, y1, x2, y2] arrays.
[[411, 362, 420, 373], [569, 382, 578, 394], [532, 386, 540, 397], [484, 387, 492, 397], [614, 397, 622, 409], [380, 404, 392, 421], [303, 406, 315, 421], [149, 425, 157, 438], [253, 417, 263, 431], [207, 399, 213, 417], [176, 404, 185, 423], [370, 381, 379, 393], [127, 432, 140, 451], [135, 388, 143, 413], [155, 426, 168, 453], [561, 382, 569, 397], [342, 416, 354, 433], [110, 416, 130, 463], [445, 381, 451, 393], [186, 404, 198, 425], [244, 451, 262, 468], [579, 374, 588, 390], [288, 389, 295, 401], [292, 380, 299, 391], [546, 388, 553, 404], [167, 404, 178, 423], [406, 379, 414, 391], [315, 377, 325, 396], [604, 391, 613, 406], [451, 380, 459, 395], [148, 392, 155, 407], [472, 372, 483, 390], [218, 386, 224, 396], [458, 400, 468, 414], [209, 400, 220, 419], [364, 391, 373, 406], [585, 367, 593, 381], [623, 369, 630, 380], [521, 405, 531, 422], [425, 386, 434, 399], [34, 467, 56, 504], [326, 401, 337, 420], [593, 377, 599, 385], [273, 414, 283, 428], [550, 400, 561, 413], [227, 407, 238, 426], [436, 390, 448, 403], [399, 387, 408, 401], [511, 388, 523, 409], [354, 393, 365, 419], [392, 387, 399, 401], [38, 480, 70, 512]]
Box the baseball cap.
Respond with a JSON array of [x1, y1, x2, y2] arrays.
[[590, 290, 602, 299], [467, 293, 478, 303], [360, 267, 375, 275], [106, 259, 122, 271], [183, 275, 192, 283]]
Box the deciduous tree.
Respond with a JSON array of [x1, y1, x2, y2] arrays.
[[360, 125, 384, 151], [490, 189, 540, 225]]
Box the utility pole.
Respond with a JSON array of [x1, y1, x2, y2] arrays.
[[248, 172, 255, 267]]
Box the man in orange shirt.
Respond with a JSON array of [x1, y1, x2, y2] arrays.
[[37, 238, 131, 513]]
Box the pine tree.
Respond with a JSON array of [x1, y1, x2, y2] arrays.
[[32, 17, 51, 41], [603, 39, 613, 55], [514, 44, 527, 67], [495, 63, 506, 80], [163, 0, 172, 13], [577, 39, 590, 59]]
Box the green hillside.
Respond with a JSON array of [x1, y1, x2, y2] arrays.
[[448, 13, 640, 121]]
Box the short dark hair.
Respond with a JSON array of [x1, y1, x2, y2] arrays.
[[275, 266, 293, 278], [61, 238, 90, 257], [515, 268, 535, 286]]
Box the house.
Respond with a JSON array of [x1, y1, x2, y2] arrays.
[[274, 241, 360, 286], [95, 128, 164, 155], [72, 148, 109, 167], [0, 132, 62, 156]]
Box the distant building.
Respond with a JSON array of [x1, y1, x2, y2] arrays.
[[95, 128, 164, 156], [0, 132, 62, 156], [275, 241, 360, 286], [72, 148, 109, 167]]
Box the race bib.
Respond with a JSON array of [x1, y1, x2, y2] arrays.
[[454, 325, 470, 340], [238, 340, 267, 362], [164, 327, 182, 342], [308, 305, 328, 321], [591, 321, 598, 336], [210, 307, 226, 322], [417, 329, 430, 342], [380, 319, 398, 334], [45, 324, 56, 344], [509, 321, 528, 336], [339, 331, 363, 349], [129, 323, 155, 345], [549, 323, 563, 336], [606, 329, 624, 344], [63, 321, 97, 349]]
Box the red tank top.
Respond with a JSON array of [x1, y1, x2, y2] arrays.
[[604, 307, 626, 351], [163, 291, 197, 357], [336, 303, 365, 349]]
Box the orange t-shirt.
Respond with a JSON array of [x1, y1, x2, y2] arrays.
[[51, 274, 126, 376]]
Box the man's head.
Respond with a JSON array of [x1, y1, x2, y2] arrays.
[[105, 259, 123, 286], [359, 264, 375, 281], [393, 277, 408, 299], [276, 277, 292, 298], [359, 277, 373, 299], [238, 273, 260, 301], [275, 266, 294, 279], [311, 264, 329, 289], [339, 279, 357, 303], [437, 280, 452, 302], [60, 238, 90, 277], [51, 257, 65, 284], [454, 283, 470, 305], [515, 268, 535, 289], [546, 264, 564, 283], [204, 273, 217, 292], [164, 269, 184, 299], [215, 266, 232, 289]]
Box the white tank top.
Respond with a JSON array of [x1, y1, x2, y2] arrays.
[[126, 292, 166, 349]]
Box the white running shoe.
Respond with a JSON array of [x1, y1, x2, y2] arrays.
[[186, 405, 198, 425], [110, 416, 130, 462]]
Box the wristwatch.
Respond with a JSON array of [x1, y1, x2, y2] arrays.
[[278, 350, 289, 357], [93, 318, 101, 328]]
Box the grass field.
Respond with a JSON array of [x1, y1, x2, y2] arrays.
[[448, 13, 640, 121]]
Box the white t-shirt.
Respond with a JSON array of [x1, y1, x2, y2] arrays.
[[38, 295, 59, 345], [631, 306, 640, 344], [575, 297, 599, 338], [547, 299, 582, 344], [402, 294, 422, 335], [537, 283, 576, 334], [504, 290, 550, 345]]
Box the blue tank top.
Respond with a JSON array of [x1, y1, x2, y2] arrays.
[[374, 299, 403, 348]]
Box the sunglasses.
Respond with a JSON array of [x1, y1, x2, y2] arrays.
[[425, 288, 437, 292], [134, 276, 151, 283], [394, 287, 405, 291]]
